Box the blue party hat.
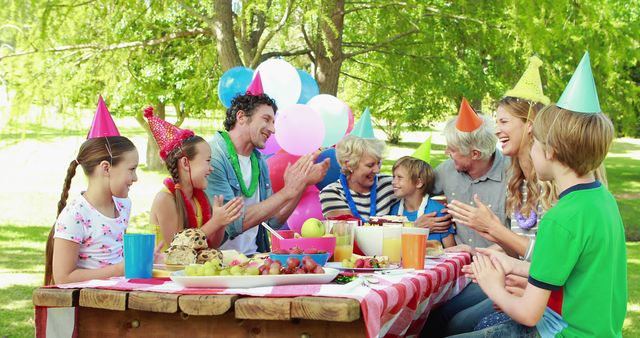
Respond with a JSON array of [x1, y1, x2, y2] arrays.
[[350, 107, 376, 139], [556, 51, 601, 113]]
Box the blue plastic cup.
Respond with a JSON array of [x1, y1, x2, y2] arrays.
[[124, 234, 155, 279]]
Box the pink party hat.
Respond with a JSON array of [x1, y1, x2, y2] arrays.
[[87, 95, 120, 139], [143, 106, 195, 160], [246, 71, 264, 95]]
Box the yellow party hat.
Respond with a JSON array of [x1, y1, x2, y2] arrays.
[[504, 56, 550, 105]]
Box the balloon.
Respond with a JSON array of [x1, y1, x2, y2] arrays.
[[266, 151, 300, 193], [307, 94, 349, 147], [217, 67, 253, 108], [275, 104, 325, 156], [259, 133, 281, 156], [345, 106, 354, 135], [314, 148, 341, 191], [255, 59, 301, 109], [296, 69, 320, 104], [287, 186, 324, 234]]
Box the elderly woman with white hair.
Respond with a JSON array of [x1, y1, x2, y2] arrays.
[[319, 135, 397, 221]]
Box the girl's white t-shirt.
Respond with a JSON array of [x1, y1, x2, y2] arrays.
[[54, 193, 131, 269]]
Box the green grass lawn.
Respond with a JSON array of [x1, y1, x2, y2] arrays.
[[0, 132, 638, 337]]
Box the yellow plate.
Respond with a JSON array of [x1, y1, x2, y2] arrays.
[[152, 269, 171, 278]]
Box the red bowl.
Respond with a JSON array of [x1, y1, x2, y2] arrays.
[[270, 231, 337, 258]]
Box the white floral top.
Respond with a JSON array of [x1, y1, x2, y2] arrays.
[[54, 193, 131, 269]]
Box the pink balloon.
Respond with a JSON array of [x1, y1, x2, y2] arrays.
[[345, 106, 354, 135], [259, 134, 281, 156], [266, 151, 300, 193], [287, 186, 324, 234], [275, 104, 325, 156]]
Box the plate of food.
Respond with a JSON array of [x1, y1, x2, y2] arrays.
[[170, 267, 340, 288], [425, 240, 446, 258], [325, 255, 400, 271], [325, 262, 400, 271]]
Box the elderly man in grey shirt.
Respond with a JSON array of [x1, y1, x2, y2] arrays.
[[422, 104, 510, 337]]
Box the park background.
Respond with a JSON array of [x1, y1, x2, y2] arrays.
[[0, 1, 638, 336]]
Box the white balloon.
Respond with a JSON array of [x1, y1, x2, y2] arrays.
[[307, 94, 349, 147], [255, 59, 302, 109]]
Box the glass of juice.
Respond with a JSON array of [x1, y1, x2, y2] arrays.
[[401, 227, 429, 270], [332, 221, 356, 262], [382, 223, 402, 264]]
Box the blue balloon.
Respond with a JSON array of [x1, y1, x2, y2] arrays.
[[218, 67, 254, 108], [296, 69, 320, 104], [315, 148, 341, 191]]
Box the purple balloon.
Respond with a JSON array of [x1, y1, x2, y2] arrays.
[[275, 104, 325, 156], [259, 134, 281, 156]]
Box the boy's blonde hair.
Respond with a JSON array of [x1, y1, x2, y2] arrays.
[[392, 156, 435, 196], [336, 135, 386, 175], [532, 105, 614, 176]]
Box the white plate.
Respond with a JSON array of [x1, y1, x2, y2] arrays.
[[325, 262, 400, 271], [170, 268, 340, 288]]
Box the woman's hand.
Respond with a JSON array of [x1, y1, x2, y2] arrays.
[[445, 244, 476, 255], [212, 196, 244, 226], [414, 211, 453, 233], [447, 195, 502, 235]]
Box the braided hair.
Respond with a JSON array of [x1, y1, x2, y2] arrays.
[[45, 136, 136, 285]]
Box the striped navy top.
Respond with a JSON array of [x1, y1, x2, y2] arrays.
[[319, 175, 398, 221]]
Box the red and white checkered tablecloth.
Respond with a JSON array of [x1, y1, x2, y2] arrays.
[[36, 252, 470, 338]]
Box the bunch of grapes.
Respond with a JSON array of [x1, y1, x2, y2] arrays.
[[184, 258, 260, 276]]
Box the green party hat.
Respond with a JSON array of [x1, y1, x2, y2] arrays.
[[504, 55, 550, 105], [350, 107, 376, 139], [556, 51, 601, 113], [411, 133, 432, 164]]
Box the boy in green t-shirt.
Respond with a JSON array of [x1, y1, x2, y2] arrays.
[[461, 52, 627, 338]]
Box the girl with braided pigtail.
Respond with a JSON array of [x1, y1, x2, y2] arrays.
[[145, 107, 243, 251], [44, 136, 139, 285]]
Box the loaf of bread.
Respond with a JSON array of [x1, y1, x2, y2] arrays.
[[170, 228, 208, 250], [164, 245, 198, 265], [196, 248, 223, 264]]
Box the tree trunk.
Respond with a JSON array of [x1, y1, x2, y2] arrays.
[[213, 0, 244, 70], [314, 0, 345, 95], [146, 102, 165, 171]]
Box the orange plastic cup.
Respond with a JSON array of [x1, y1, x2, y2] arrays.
[[401, 233, 427, 270]]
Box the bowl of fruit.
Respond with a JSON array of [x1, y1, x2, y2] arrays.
[[269, 247, 330, 270], [271, 231, 336, 258]]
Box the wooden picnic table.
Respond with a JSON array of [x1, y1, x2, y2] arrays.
[[33, 287, 365, 337]]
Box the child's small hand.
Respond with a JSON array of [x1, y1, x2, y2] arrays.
[[213, 196, 244, 226], [461, 264, 477, 283], [471, 254, 506, 298], [475, 247, 516, 275]]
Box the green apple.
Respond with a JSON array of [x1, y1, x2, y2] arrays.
[[301, 218, 325, 238]]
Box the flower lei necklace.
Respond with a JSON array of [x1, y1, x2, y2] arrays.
[[220, 131, 259, 197], [514, 208, 537, 230], [163, 178, 212, 229]]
